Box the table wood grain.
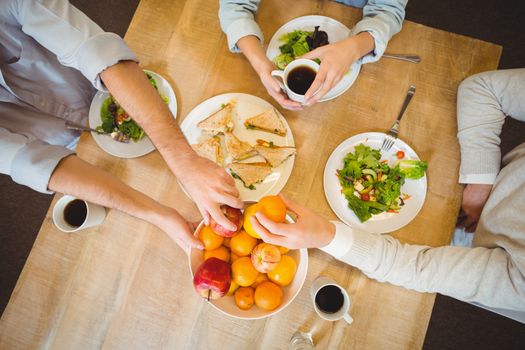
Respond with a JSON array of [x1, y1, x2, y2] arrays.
[[0, 0, 501, 349]]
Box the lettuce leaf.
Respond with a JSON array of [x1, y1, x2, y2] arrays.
[[397, 160, 428, 179]]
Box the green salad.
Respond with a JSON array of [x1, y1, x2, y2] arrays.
[[337, 144, 428, 222], [96, 72, 168, 142], [274, 26, 329, 69]]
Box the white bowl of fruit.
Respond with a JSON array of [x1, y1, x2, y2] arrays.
[[189, 196, 308, 320]]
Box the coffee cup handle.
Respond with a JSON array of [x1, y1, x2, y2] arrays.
[[270, 70, 286, 91], [343, 313, 353, 325]]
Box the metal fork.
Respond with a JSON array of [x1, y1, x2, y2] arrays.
[[381, 85, 416, 152]]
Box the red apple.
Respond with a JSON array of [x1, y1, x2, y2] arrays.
[[210, 205, 243, 237], [193, 257, 231, 300]]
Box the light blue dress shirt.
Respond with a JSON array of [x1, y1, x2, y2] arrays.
[[218, 0, 407, 64], [0, 0, 138, 193]]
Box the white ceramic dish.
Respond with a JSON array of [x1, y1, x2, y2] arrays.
[[188, 217, 308, 320], [180, 93, 295, 202], [88, 70, 177, 158], [323, 132, 427, 234], [266, 15, 361, 102]]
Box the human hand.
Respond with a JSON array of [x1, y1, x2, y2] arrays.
[[156, 207, 203, 252], [301, 33, 374, 105], [256, 60, 303, 111], [457, 184, 493, 232], [177, 154, 243, 231], [250, 194, 335, 249]]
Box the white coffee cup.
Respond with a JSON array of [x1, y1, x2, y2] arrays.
[[52, 195, 106, 233], [271, 58, 320, 104], [310, 276, 353, 324]]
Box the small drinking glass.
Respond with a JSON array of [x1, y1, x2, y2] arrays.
[[289, 331, 314, 350]]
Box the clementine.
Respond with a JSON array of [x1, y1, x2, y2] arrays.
[[230, 230, 258, 257], [251, 273, 268, 288], [203, 246, 230, 263], [234, 287, 255, 310], [258, 195, 287, 223], [243, 203, 260, 239], [198, 225, 224, 250], [254, 281, 283, 311], [232, 256, 259, 287], [267, 255, 297, 286]]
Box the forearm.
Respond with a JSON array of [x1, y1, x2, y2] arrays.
[[322, 222, 525, 310], [48, 155, 172, 228], [100, 61, 197, 177], [237, 35, 273, 74]]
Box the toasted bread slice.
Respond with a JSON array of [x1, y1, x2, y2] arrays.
[[192, 137, 223, 165], [197, 102, 235, 134], [254, 139, 296, 167], [224, 132, 257, 161], [228, 162, 272, 189], [244, 108, 287, 136]]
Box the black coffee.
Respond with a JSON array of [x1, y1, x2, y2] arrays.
[[287, 66, 316, 95], [64, 199, 87, 227], [315, 285, 344, 314]]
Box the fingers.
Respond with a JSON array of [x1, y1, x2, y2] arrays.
[[217, 192, 244, 209], [250, 215, 285, 246], [300, 47, 323, 60], [267, 82, 303, 111], [254, 212, 291, 236], [278, 194, 303, 217], [307, 72, 337, 105], [304, 66, 327, 101], [208, 204, 236, 231]]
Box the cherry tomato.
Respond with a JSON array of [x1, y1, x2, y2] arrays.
[[396, 150, 405, 159], [361, 193, 370, 201]]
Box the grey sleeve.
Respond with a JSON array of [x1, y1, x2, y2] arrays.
[[457, 69, 525, 184], [218, 0, 263, 52]]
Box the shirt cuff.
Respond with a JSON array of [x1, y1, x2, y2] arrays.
[[320, 221, 355, 258], [10, 140, 74, 194], [350, 20, 388, 64], [459, 173, 498, 185], [76, 32, 139, 91], [226, 18, 264, 53]]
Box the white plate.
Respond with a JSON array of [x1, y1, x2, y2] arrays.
[[266, 15, 361, 102], [181, 93, 295, 202], [323, 132, 427, 234], [189, 220, 308, 320], [88, 70, 177, 158]]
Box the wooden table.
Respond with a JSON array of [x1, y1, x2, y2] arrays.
[[0, 1, 501, 349]]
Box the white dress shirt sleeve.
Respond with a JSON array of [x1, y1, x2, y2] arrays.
[[14, 0, 138, 90], [0, 127, 73, 194]]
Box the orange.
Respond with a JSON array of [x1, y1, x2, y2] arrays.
[[227, 280, 239, 296], [223, 237, 232, 248], [251, 273, 268, 288], [230, 230, 258, 256], [258, 195, 287, 223], [267, 255, 297, 287], [278, 246, 289, 254], [234, 287, 255, 310], [243, 203, 261, 239], [198, 225, 224, 250], [230, 252, 240, 263], [254, 281, 283, 311], [232, 257, 259, 287], [203, 246, 230, 262]]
